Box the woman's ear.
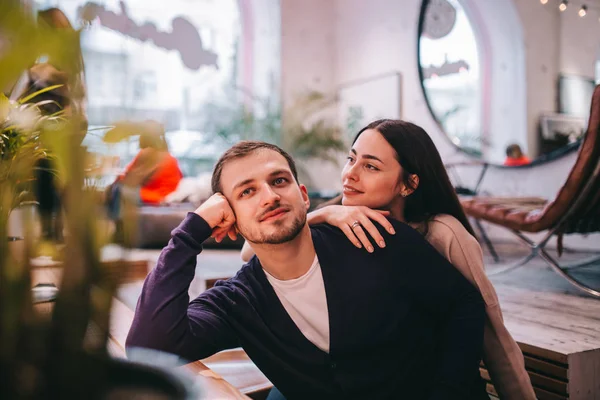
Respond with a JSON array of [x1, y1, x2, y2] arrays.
[[399, 174, 419, 198], [409, 174, 419, 191]]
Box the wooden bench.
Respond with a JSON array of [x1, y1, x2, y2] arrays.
[[481, 283, 600, 399], [30, 257, 149, 285], [482, 342, 600, 400]]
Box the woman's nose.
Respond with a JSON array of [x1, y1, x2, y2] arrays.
[[343, 163, 359, 182]]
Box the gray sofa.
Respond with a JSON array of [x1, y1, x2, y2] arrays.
[[132, 192, 339, 249], [133, 203, 244, 249]]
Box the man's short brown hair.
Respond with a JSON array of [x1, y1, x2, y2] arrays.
[[211, 141, 299, 194]]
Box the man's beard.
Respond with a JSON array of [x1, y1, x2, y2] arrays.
[[240, 205, 307, 245]]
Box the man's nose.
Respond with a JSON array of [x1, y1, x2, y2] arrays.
[[260, 184, 281, 206]]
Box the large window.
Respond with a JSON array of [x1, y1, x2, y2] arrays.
[[419, 0, 482, 155], [34, 0, 244, 175]]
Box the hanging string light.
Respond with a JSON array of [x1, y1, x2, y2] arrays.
[[539, 0, 600, 23]]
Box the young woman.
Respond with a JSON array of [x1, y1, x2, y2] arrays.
[[243, 119, 535, 399]]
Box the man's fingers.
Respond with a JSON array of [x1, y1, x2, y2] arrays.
[[211, 226, 229, 242], [227, 227, 238, 241], [212, 223, 238, 243]]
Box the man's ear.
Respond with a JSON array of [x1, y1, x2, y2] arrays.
[[299, 184, 310, 210]]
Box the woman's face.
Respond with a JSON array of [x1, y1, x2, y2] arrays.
[[341, 129, 405, 211]]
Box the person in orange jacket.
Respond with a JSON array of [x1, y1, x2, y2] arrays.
[[503, 144, 531, 167], [106, 125, 182, 219]]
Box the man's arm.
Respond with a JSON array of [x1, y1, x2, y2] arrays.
[[126, 194, 240, 362], [126, 213, 239, 361]]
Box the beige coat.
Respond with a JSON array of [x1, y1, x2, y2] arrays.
[[419, 215, 536, 400]]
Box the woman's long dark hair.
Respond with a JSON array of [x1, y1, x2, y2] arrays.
[[353, 119, 476, 237]]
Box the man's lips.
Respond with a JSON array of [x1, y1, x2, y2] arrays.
[[343, 185, 363, 195], [260, 207, 289, 222]]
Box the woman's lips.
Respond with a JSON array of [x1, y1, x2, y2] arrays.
[[343, 185, 363, 195]]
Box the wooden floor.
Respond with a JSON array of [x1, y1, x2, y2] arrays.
[[482, 242, 600, 399], [484, 242, 600, 356], [112, 240, 600, 399]]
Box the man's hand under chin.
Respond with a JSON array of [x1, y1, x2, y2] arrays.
[[194, 193, 238, 243]]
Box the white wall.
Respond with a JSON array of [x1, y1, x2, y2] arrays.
[[512, 0, 560, 158], [248, 0, 282, 101], [559, 6, 600, 78], [462, 0, 528, 163], [280, 0, 599, 249], [280, 0, 336, 104]]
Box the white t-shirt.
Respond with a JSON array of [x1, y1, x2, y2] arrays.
[[264, 256, 330, 353]]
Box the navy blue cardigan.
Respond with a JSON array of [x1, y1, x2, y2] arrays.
[[127, 213, 487, 399]]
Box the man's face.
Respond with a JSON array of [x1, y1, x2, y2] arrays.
[[220, 149, 310, 244]]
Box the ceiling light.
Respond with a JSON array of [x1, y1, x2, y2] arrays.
[[559, 0, 568, 11]]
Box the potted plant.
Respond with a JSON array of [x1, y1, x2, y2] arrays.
[[200, 86, 347, 190], [0, 3, 200, 398]]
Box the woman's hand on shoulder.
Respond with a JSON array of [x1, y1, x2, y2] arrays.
[[314, 205, 395, 252]]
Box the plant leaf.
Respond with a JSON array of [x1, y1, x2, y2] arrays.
[[18, 84, 64, 105]]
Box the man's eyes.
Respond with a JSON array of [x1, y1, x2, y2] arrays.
[[239, 178, 288, 198], [240, 188, 254, 197]]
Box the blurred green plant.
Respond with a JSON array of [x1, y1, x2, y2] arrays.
[[0, 3, 188, 398], [201, 87, 346, 187], [0, 87, 65, 216]]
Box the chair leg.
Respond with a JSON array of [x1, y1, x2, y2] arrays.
[[482, 228, 600, 297], [473, 219, 500, 263], [560, 254, 600, 270], [538, 248, 600, 298], [486, 250, 538, 277]]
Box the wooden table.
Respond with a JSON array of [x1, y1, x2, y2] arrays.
[[31, 264, 252, 399], [109, 298, 251, 399]]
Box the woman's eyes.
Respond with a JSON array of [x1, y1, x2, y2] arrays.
[[347, 156, 379, 171]]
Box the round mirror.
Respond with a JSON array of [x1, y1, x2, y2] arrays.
[[418, 0, 594, 166]]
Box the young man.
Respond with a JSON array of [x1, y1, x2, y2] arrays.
[[126, 141, 488, 399]]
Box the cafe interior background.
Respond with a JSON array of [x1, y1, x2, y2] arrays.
[[2, 0, 600, 398], [18, 0, 598, 249]]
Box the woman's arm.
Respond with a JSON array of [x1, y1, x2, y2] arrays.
[[239, 205, 396, 261]]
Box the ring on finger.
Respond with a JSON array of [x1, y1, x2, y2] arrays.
[[351, 221, 360, 229]]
